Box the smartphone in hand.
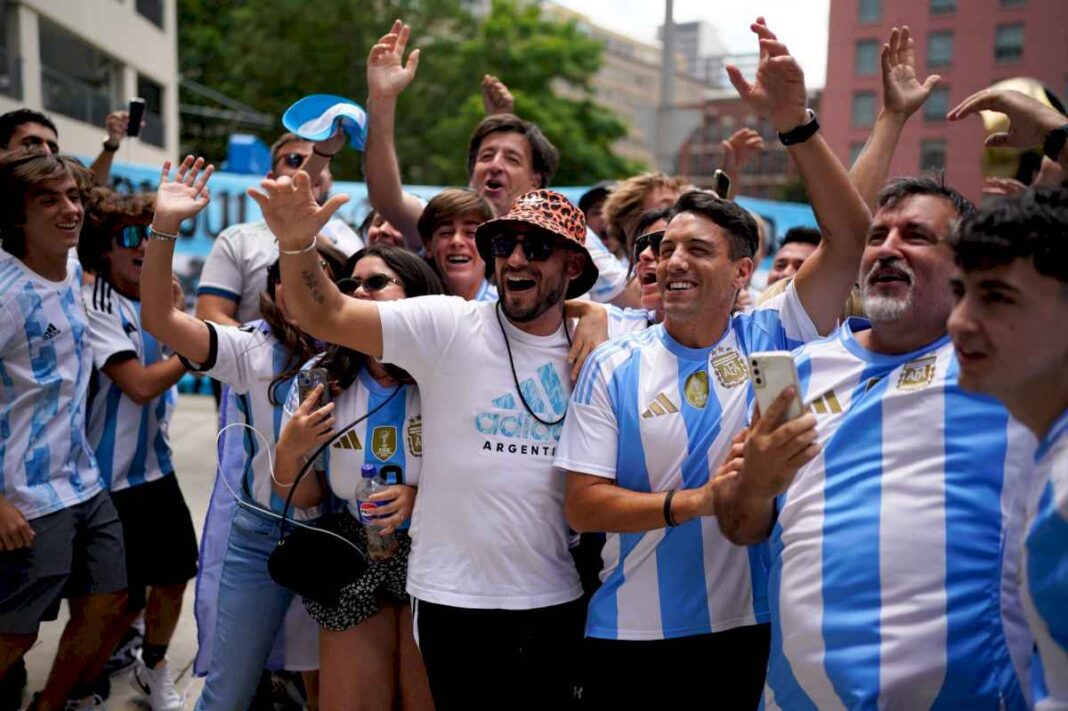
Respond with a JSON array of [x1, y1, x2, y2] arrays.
[[750, 352, 804, 424]]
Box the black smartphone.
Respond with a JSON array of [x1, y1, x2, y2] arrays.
[[127, 98, 146, 138], [296, 368, 332, 470], [712, 169, 731, 199]]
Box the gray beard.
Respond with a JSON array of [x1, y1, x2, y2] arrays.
[[861, 289, 913, 323]]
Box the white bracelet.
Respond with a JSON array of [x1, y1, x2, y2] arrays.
[[278, 240, 317, 256], [149, 226, 179, 241]]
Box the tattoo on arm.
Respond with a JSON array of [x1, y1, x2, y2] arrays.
[[301, 269, 327, 305]]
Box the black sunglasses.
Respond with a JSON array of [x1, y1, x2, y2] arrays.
[[488, 231, 560, 262], [337, 274, 401, 295], [633, 230, 665, 261], [276, 152, 306, 169], [115, 224, 150, 249]]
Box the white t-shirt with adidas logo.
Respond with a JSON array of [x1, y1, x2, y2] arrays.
[[0, 248, 101, 520], [378, 295, 583, 609]]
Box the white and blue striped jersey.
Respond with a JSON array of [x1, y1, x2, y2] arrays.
[[188, 320, 320, 521], [0, 249, 100, 520], [84, 280, 176, 491], [555, 281, 819, 640], [765, 319, 1038, 711], [283, 362, 421, 524], [1023, 408, 1068, 711], [585, 228, 628, 303], [474, 279, 498, 302], [605, 304, 655, 339]]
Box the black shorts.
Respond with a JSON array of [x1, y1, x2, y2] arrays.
[[583, 623, 771, 708], [0, 490, 127, 635], [110, 475, 199, 611]]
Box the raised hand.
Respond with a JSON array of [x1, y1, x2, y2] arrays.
[[726, 17, 808, 133], [247, 171, 349, 251], [982, 177, 1028, 197], [482, 74, 515, 115], [153, 155, 214, 233], [948, 88, 1067, 151], [881, 26, 940, 118], [721, 128, 765, 176], [367, 19, 421, 101]]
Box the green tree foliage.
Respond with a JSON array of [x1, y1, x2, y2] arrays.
[[178, 0, 644, 185]]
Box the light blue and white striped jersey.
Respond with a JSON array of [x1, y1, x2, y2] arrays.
[[765, 319, 1039, 711], [555, 281, 819, 640], [191, 319, 321, 676], [605, 304, 655, 339], [474, 279, 498, 302], [0, 248, 100, 520], [283, 362, 421, 525], [585, 228, 629, 303], [1023, 408, 1068, 711], [84, 280, 176, 491]]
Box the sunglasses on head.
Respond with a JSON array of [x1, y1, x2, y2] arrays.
[[276, 152, 306, 169], [337, 274, 401, 295], [115, 224, 150, 249], [488, 231, 560, 262], [633, 230, 665, 261]]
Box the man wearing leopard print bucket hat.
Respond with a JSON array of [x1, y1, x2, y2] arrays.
[[251, 176, 597, 708]]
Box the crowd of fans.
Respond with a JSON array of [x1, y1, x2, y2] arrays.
[[0, 14, 1067, 711]]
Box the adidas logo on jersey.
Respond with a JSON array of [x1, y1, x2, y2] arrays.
[[123, 321, 138, 335], [641, 393, 679, 419], [476, 362, 567, 457], [333, 430, 362, 450], [809, 390, 843, 414], [40, 322, 62, 342]]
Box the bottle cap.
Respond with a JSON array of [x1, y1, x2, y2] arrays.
[[360, 464, 376, 479]]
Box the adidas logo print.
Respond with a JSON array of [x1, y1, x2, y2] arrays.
[[809, 390, 843, 414], [641, 393, 679, 419], [41, 323, 61, 342], [332, 430, 362, 450]]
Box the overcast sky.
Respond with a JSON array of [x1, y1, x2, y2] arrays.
[[553, 0, 831, 88]]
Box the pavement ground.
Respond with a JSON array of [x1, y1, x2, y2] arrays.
[[23, 395, 218, 710]]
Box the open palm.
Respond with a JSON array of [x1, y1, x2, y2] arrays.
[[247, 173, 348, 249], [367, 20, 420, 100], [727, 18, 807, 132], [882, 26, 939, 117], [154, 156, 213, 228]]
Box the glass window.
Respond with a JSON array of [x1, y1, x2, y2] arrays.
[[39, 19, 117, 127], [852, 91, 876, 128], [136, 0, 164, 29], [995, 24, 1024, 62], [924, 86, 950, 121], [920, 139, 946, 171], [859, 0, 882, 23], [855, 40, 879, 76], [136, 74, 164, 147], [931, 0, 956, 13], [928, 32, 954, 67]]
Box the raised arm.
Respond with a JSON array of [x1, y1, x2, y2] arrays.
[[88, 110, 132, 186], [850, 27, 940, 211], [364, 20, 425, 250], [247, 171, 383, 357], [727, 18, 871, 336], [142, 156, 215, 364], [948, 88, 1068, 170]]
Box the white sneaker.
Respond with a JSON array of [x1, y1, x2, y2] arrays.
[[132, 659, 184, 711]]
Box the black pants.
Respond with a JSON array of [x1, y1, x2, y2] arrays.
[[583, 623, 771, 709], [414, 598, 585, 710]]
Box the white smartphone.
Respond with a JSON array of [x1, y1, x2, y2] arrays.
[[749, 351, 804, 424]]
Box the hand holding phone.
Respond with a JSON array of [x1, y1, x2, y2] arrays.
[[750, 352, 804, 425], [127, 98, 146, 138]]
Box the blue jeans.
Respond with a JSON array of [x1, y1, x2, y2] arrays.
[[195, 505, 302, 710]]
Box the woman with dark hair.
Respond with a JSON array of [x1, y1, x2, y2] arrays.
[[273, 244, 442, 710], [137, 156, 347, 710]]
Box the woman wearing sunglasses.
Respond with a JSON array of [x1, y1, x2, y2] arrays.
[[273, 244, 442, 710], [138, 157, 350, 710], [77, 189, 200, 709]]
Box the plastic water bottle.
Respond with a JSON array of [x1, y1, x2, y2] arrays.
[[356, 464, 398, 560]]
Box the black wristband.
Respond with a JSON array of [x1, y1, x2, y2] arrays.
[[102, 141, 120, 153], [663, 489, 678, 528], [1043, 124, 1068, 162], [312, 146, 337, 159], [778, 109, 819, 146]]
